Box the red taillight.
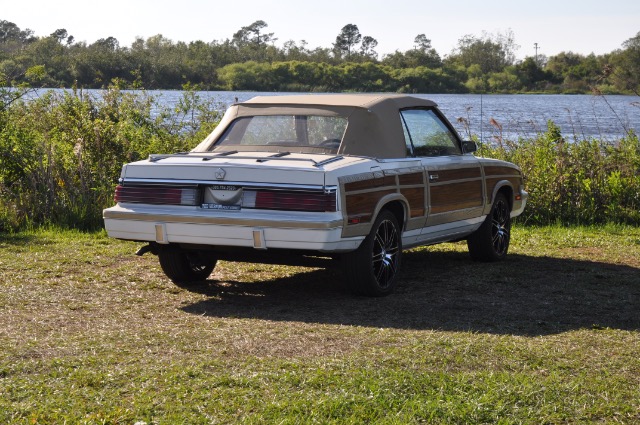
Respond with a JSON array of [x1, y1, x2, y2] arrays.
[[251, 190, 336, 212], [114, 185, 199, 206]]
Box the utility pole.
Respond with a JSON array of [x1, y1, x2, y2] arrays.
[[534, 43, 540, 65]]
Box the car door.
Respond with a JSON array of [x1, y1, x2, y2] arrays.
[[400, 108, 484, 233]]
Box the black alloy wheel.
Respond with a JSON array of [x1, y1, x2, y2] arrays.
[[342, 209, 402, 296], [490, 195, 511, 257], [467, 192, 511, 261]]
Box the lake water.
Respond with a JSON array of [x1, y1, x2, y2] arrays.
[[160, 91, 640, 143], [39, 89, 640, 142]]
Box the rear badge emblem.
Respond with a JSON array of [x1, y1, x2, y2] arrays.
[[214, 168, 226, 180]]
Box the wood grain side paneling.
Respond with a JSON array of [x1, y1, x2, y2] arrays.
[[484, 166, 519, 177], [430, 180, 483, 214], [343, 170, 428, 225], [400, 187, 426, 217], [428, 167, 481, 182], [398, 172, 424, 186], [344, 175, 396, 191], [345, 189, 396, 222]]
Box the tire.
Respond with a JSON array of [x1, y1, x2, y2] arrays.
[[158, 246, 216, 285], [467, 192, 511, 261], [342, 210, 402, 296]]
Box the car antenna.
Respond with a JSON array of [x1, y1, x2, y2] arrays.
[[480, 93, 484, 144]]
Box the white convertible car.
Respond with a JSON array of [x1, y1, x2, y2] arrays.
[[104, 94, 527, 296]]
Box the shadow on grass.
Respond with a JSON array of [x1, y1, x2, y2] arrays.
[[0, 233, 40, 245], [180, 249, 640, 336]]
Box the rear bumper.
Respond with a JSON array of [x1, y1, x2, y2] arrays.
[[103, 204, 363, 252]]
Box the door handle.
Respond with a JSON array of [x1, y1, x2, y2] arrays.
[[429, 174, 439, 181]]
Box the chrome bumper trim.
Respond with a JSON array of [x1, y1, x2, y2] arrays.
[[103, 209, 343, 230]]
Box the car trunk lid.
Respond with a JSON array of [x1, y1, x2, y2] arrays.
[[121, 152, 355, 186]]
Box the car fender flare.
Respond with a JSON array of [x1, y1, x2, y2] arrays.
[[371, 193, 409, 229], [341, 193, 409, 238], [486, 180, 514, 215]]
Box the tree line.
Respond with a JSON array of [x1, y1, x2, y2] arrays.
[[1, 19, 639, 94]]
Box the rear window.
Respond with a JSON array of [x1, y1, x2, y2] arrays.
[[213, 115, 348, 152]]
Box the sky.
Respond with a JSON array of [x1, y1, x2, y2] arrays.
[[3, 0, 639, 59]]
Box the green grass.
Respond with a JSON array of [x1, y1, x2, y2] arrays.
[[1, 226, 639, 424]]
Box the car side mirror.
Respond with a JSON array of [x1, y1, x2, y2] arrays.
[[461, 141, 477, 154]]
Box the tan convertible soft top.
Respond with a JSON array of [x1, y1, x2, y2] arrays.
[[193, 94, 439, 158]]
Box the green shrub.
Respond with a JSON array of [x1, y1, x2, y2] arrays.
[[0, 86, 220, 231], [481, 121, 640, 225]]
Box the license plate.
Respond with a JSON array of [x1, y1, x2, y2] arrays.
[[201, 203, 241, 211], [209, 185, 239, 191]]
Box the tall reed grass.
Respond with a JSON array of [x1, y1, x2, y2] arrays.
[[0, 88, 638, 231]]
